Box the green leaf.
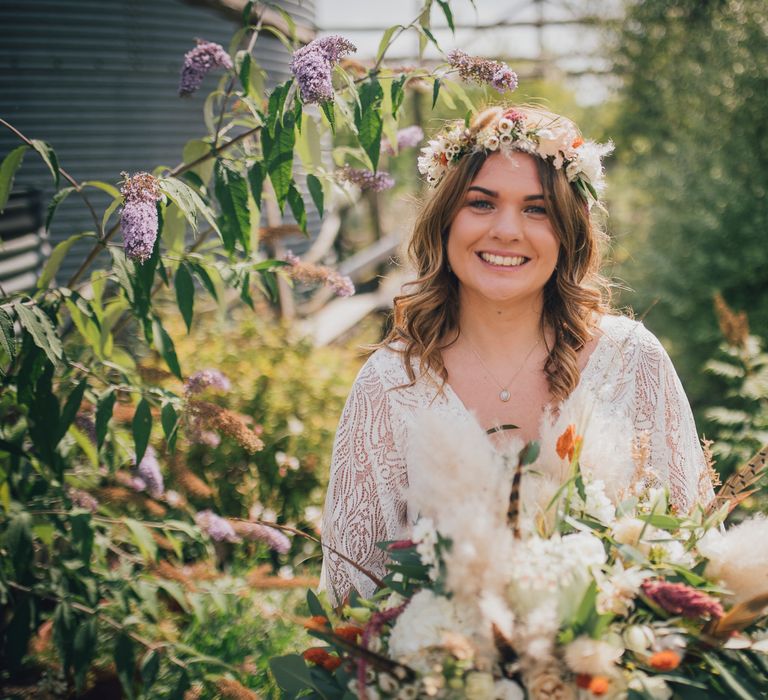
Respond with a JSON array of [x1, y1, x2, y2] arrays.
[[267, 80, 292, 137], [306, 589, 326, 617], [376, 25, 401, 64], [159, 177, 220, 236], [53, 602, 76, 672], [306, 173, 324, 217], [391, 75, 407, 118], [432, 78, 441, 109], [0, 308, 16, 361], [132, 398, 152, 466], [140, 649, 160, 689], [95, 388, 116, 450], [101, 196, 121, 233], [45, 185, 76, 230], [14, 301, 64, 365], [5, 511, 33, 580], [161, 402, 179, 453], [436, 0, 455, 32], [189, 261, 218, 301], [519, 440, 540, 465], [175, 262, 195, 332], [0, 145, 28, 213], [38, 232, 88, 288], [5, 594, 33, 672], [114, 633, 136, 700], [58, 378, 87, 444], [124, 517, 158, 562], [153, 318, 182, 379], [237, 50, 251, 94], [72, 618, 96, 692], [269, 654, 321, 700], [262, 111, 296, 212], [287, 182, 307, 234], [355, 78, 384, 170], [30, 139, 60, 189], [320, 101, 336, 135], [704, 653, 760, 700], [241, 0, 254, 26], [82, 179, 121, 198], [214, 160, 251, 254], [247, 161, 265, 213]]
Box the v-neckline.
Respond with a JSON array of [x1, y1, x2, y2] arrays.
[[436, 316, 611, 438]]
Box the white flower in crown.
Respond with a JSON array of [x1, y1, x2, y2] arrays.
[[567, 140, 615, 191], [534, 124, 579, 169]]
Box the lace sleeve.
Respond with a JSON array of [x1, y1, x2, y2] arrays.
[[318, 356, 405, 607], [629, 325, 716, 512]]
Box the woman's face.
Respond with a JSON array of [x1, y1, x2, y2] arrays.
[[446, 151, 559, 309]]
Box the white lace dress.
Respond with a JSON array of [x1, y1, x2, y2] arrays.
[[319, 314, 714, 606]]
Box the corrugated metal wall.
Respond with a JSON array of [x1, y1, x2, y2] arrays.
[[0, 0, 316, 285]]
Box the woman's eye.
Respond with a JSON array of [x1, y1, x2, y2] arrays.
[[467, 199, 493, 210], [524, 205, 547, 216]]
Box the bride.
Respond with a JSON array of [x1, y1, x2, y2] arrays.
[[319, 105, 715, 608]]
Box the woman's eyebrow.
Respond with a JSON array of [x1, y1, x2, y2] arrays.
[[467, 185, 497, 197], [523, 194, 545, 201]]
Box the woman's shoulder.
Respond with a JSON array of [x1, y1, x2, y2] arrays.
[[354, 343, 412, 390], [596, 313, 670, 366]]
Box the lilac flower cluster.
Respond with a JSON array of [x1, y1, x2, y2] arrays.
[[381, 125, 425, 155], [178, 39, 233, 97], [195, 509, 241, 543], [120, 172, 162, 264], [237, 521, 291, 554], [284, 251, 355, 297], [447, 50, 518, 93], [336, 165, 395, 192], [130, 446, 165, 497], [290, 34, 356, 104], [184, 368, 232, 395]]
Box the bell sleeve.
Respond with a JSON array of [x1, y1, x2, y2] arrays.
[[318, 358, 404, 607]]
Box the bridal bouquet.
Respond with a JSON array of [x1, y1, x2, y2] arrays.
[[271, 407, 768, 699]]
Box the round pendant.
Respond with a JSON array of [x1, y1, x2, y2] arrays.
[[499, 389, 511, 402]]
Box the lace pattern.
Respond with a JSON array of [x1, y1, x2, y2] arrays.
[[319, 315, 715, 606]]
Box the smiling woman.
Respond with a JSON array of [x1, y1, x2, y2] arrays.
[[319, 106, 717, 607]]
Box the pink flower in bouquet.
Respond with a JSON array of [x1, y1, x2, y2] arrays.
[[641, 579, 724, 620]]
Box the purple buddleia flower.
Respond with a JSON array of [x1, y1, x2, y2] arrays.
[[381, 125, 425, 155], [178, 39, 233, 97], [184, 368, 232, 395], [195, 509, 241, 543], [67, 487, 99, 513], [336, 166, 395, 192], [290, 34, 356, 104], [448, 50, 518, 93], [120, 172, 162, 264], [237, 521, 291, 554], [131, 445, 164, 497], [326, 271, 355, 297], [74, 414, 97, 444]]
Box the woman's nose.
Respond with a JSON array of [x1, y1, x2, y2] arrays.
[[489, 208, 523, 240]]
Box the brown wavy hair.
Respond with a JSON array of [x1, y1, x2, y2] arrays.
[[380, 105, 613, 404]]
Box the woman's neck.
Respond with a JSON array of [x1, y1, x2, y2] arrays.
[[455, 292, 547, 359]]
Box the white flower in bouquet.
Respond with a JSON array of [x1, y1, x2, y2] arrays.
[[583, 479, 616, 524], [388, 590, 469, 659], [507, 531, 606, 621], [494, 679, 525, 700], [623, 624, 656, 654], [627, 673, 673, 700], [596, 563, 649, 615], [412, 517, 439, 580], [611, 517, 646, 548], [697, 515, 768, 604], [563, 636, 624, 676]]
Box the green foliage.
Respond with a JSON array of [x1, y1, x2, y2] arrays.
[[609, 0, 768, 407]]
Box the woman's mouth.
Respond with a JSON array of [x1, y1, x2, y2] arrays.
[[477, 252, 529, 267]]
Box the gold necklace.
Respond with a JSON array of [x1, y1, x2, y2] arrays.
[[462, 333, 542, 402]]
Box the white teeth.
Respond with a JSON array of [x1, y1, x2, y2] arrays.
[[479, 252, 527, 267]]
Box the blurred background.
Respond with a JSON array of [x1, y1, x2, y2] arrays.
[[1, 0, 766, 696]]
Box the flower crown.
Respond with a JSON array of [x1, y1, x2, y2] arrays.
[[417, 109, 614, 204]]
